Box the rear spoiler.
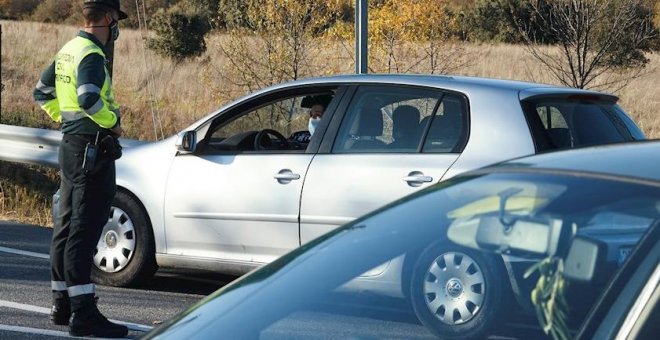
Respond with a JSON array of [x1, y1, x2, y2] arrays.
[[519, 88, 618, 103]]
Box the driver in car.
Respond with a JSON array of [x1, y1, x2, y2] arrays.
[[290, 103, 325, 143], [308, 104, 324, 135]]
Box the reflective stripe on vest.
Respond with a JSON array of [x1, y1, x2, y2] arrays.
[[54, 36, 119, 125]]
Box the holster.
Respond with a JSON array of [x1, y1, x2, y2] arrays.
[[99, 135, 122, 161], [88, 135, 122, 175]]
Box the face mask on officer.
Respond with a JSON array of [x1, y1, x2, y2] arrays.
[[106, 13, 120, 43]]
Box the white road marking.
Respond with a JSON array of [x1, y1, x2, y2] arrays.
[[0, 299, 153, 332], [0, 246, 49, 259], [0, 300, 49, 314], [0, 324, 134, 339], [0, 324, 78, 338]]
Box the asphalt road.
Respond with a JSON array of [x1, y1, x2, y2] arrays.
[[0, 221, 236, 339]]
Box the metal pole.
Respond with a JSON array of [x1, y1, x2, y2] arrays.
[[355, 0, 368, 74]]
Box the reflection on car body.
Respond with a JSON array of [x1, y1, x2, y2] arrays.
[[141, 141, 660, 340]]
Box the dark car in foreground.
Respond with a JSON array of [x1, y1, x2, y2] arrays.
[[143, 140, 658, 340]]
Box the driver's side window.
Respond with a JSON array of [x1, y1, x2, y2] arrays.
[[205, 92, 333, 153]]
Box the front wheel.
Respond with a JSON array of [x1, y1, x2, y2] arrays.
[[409, 242, 506, 339], [91, 191, 157, 287]]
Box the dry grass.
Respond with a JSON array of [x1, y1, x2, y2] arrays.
[[0, 20, 658, 225], [0, 162, 58, 225], [2, 20, 659, 138]]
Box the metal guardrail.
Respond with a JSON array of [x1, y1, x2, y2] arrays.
[[0, 124, 61, 168], [0, 124, 145, 168]]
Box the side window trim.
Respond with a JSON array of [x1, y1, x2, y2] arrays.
[[416, 93, 445, 152], [305, 85, 350, 154], [318, 85, 358, 154]]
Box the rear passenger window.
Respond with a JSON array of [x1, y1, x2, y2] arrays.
[[522, 97, 643, 152], [332, 86, 442, 153], [421, 94, 469, 153]]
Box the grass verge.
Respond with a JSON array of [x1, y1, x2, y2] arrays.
[[0, 161, 58, 227]]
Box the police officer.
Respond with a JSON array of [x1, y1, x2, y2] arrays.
[[33, 0, 128, 337]]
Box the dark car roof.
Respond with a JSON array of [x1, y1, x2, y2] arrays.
[[491, 141, 660, 182]]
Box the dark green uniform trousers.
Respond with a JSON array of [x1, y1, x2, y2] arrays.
[[50, 133, 115, 309]]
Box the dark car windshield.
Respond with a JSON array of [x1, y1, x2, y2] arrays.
[[146, 172, 660, 340], [521, 96, 645, 152]]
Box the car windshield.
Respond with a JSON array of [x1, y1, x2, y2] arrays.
[[146, 172, 660, 340]]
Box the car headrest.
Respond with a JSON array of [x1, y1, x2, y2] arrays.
[[393, 105, 421, 139], [355, 105, 384, 137]]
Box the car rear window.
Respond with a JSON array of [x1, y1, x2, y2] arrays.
[[521, 96, 645, 152]]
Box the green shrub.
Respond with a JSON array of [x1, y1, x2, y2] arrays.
[[30, 0, 76, 24], [458, 0, 554, 44], [146, 6, 211, 61], [0, 0, 41, 20]]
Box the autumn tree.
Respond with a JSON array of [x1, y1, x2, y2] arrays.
[[217, 0, 349, 96], [330, 0, 469, 74], [517, 0, 658, 90]]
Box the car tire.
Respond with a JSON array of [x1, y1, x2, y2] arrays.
[[409, 242, 506, 340], [91, 190, 157, 287]]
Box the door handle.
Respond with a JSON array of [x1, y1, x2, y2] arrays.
[[403, 171, 433, 187], [274, 169, 300, 184]]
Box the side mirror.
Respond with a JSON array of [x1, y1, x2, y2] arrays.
[[176, 131, 197, 153]]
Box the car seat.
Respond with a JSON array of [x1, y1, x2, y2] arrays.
[[346, 105, 387, 151], [422, 100, 464, 152], [390, 105, 421, 150]]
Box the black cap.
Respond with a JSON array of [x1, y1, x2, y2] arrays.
[[83, 0, 128, 20]]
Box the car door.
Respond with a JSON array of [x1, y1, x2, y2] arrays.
[[300, 85, 470, 243], [163, 86, 341, 264]]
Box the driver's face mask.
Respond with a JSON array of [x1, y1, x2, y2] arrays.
[[308, 117, 321, 135]]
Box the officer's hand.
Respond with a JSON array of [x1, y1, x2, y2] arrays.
[[110, 126, 123, 137]]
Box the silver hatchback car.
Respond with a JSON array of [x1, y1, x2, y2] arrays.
[[54, 74, 644, 333]]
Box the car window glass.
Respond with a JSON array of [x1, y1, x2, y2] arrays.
[[332, 86, 442, 153], [204, 92, 334, 153], [523, 98, 638, 151], [421, 93, 469, 153], [613, 105, 646, 140], [536, 105, 568, 129]]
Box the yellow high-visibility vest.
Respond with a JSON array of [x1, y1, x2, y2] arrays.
[[49, 36, 119, 128]]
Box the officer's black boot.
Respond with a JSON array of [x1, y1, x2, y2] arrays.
[[69, 294, 128, 338], [50, 295, 71, 326]]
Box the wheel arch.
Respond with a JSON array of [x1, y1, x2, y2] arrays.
[[115, 185, 159, 253]]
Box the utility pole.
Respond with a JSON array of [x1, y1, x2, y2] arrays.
[[355, 0, 368, 74]]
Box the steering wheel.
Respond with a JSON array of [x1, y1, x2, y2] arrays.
[[254, 129, 290, 150]]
